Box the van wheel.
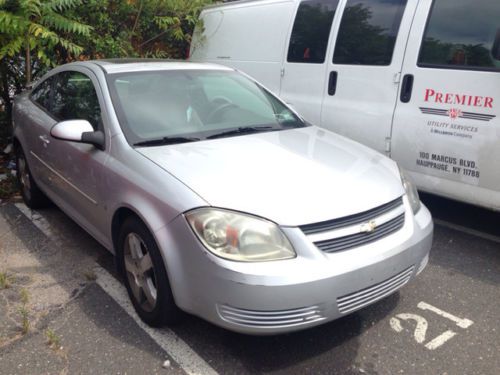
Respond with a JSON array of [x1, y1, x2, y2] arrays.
[[15, 146, 49, 208], [117, 216, 182, 326]]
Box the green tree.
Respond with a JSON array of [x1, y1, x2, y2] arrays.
[[66, 0, 215, 60], [0, 0, 92, 83], [0, 0, 214, 136], [0, 0, 92, 124]]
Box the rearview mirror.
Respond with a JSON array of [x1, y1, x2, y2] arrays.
[[51, 120, 105, 150]]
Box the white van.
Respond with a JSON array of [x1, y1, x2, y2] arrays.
[[191, 0, 500, 210]]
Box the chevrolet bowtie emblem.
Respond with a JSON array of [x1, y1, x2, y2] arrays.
[[360, 220, 377, 233]]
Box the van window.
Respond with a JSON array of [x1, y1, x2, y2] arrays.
[[287, 0, 339, 64], [333, 0, 407, 66], [418, 0, 500, 71], [493, 30, 500, 61]]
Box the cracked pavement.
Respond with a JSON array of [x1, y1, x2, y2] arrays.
[[0, 201, 183, 375]]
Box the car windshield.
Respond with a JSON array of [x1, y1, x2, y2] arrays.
[[107, 69, 307, 146]]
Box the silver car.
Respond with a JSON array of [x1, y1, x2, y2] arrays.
[[13, 60, 433, 334]]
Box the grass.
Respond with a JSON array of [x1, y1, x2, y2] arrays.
[[0, 271, 12, 289], [20, 288, 29, 304], [45, 328, 61, 349], [17, 289, 31, 334], [83, 269, 97, 281], [18, 305, 30, 334]]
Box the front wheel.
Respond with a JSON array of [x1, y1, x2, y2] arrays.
[[117, 216, 181, 326]]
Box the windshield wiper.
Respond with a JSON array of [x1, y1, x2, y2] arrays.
[[134, 136, 200, 147], [206, 126, 278, 140]]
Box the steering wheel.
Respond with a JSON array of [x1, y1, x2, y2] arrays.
[[206, 102, 239, 122]]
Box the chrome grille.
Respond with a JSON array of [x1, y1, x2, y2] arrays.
[[337, 266, 414, 314], [217, 304, 325, 328], [300, 197, 403, 235], [315, 213, 405, 253]]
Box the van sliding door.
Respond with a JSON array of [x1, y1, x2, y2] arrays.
[[320, 0, 419, 154], [280, 0, 340, 124], [391, 0, 500, 209]]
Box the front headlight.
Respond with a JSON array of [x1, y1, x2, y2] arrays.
[[399, 166, 421, 214], [185, 208, 296, 262]]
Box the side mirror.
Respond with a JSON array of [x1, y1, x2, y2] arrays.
[[493, 29, 500, 61], [51, 120, 105, 150]]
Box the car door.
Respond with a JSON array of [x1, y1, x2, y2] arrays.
[[45, 68, 110, 244], [279, 0, 341, 124], [391, 0, 500, 208], [320, 0, 419, 154], [22, 76, 58, 189]]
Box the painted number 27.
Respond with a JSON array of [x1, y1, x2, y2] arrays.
[[390, 302, 474, 350]]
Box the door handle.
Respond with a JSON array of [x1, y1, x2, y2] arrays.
[[400, 74, 414, 103], [39, 135, 50, 145], [328, 71, 338, 96]]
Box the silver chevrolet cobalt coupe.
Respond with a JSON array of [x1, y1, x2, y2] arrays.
[[13, 60, 433, 334]]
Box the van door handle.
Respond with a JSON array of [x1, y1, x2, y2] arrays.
[[328, 71, 338, 96], [400, 74, 414, 103]]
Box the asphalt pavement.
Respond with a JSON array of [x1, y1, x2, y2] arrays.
[[0, 193, 499, 375]]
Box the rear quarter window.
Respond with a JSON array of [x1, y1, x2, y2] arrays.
[[30, 78, 53, 111], [418, 0, 500, 71]]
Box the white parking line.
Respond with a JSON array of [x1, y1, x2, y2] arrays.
[[95, 267, 218, 375], [14, 203, 218, 375], [434, 218, 500, 244]]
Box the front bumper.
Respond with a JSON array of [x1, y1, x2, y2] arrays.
[[156, 199, 433, 335]]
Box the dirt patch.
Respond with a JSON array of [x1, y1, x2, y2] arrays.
[[0, 208, 94, 350]]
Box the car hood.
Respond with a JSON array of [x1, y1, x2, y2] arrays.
[[136, 126, 404, 226]]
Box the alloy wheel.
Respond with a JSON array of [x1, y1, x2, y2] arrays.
[[123, 232, 157, 312]]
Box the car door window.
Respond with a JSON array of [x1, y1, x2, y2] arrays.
[[418, 0, 500, 71], [51, 71, 102, 129], [332, 0, 408, 65], [30, 77, 53, 111], [287, 0, 339, 64]]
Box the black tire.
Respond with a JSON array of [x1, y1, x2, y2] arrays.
[[117, 216, 182, 326], [15, 146, 50, 208]]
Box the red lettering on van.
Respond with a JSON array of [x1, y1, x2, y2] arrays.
[[454, 95, 466, 105], [424, 88, 494, 109], [424, 89, 435, 102]]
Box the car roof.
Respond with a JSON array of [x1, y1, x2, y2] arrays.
[[203, 0, 299, 11], [76, 59, 234, 74]]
